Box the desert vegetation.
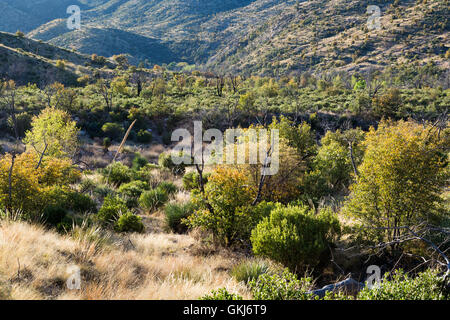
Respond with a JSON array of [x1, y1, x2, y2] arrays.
[[0, 51, 448, 300]]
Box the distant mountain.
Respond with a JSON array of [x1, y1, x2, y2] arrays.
[[0, 0, 448, 75]]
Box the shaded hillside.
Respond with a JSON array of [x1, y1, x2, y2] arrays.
[[31, 25, 188, 65], [0, 31, 116, 86], [0, 0, 101, 33], [26, 0, 290, 65]]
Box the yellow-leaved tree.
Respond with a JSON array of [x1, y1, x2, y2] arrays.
[[344, 119, 449, 245], [0, 152, 81, 217], [24, 107, 79, 159]]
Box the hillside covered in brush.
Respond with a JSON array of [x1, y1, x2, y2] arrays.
[[0, 0, 447, 75], [0, 31, 118, 86]]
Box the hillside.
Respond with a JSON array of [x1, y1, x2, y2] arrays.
[[0, 31, 116, 86], [1, 0, 447, 75], [26, 0, 288, 65], [206, 0, 450, 75]]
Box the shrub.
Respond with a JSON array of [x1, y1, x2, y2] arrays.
[[157, 181, 177, 195], [162, 132, 172, 145], [118, 180, 149, 208], [103, 162, 132, 186], [250, 206, 340, 271], [139, 188, 169, 212], [231, 260, 270, 284], [185, 167, 256, 245], [56, 215, 78, 234], [42, 205, 68, 227], [132, 164, 155, 182], [0, 153, 82, 218], [66, 191, 97, 213], [131, 153, 148, 171], [39, 157, 81, 186], [137, 129, 152, 143], [8, 112, 31, 137], [372, 88, 402, 119], [15, 30, 25, 38], [200, 288, 243, 300], [357, 269, 449, 300], [158, 152, 186, 176], [234, 202, 277, 240], [93, 183, 115, 199], [248, 269, 313, 300], [165, 202, 195, 233], [101, 122, 124, 140], [182, 171, 210, 191], [56, 60, 66, 70], [242, 135, 306, 203], [0, 153, 41, 216], [114, 212, 145, 233], [97, 196, 128, 226], [344, 120, 449, 245], [103, 137, 111, 152]]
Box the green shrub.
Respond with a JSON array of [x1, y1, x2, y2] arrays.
[[118, 180, 149, 208], [231, 260, 270, 284], [162, 132, 172, 145], [101, 122, 124, 140], [185, 167, 260, 245], [42, 205, 68, 227], [131, 153, 148, 171], [8, 112, 32, 137], [250, 206, 340, 271], [97, 196, 129, 225], [157, 181, 177, 195], [56, 215, 78, 234], [66, 192, 97, 213], [103, 137, 111, 152], [158, 152, 186, 176], [165, 202, 195, 233], [248, 269, 313, 300], [139, 188, 169, 212], [182, 171, 210, 191], [45, 187, 97, 213], [200, 288, 243, 300], [93, 184, 115, 199], [132, 164, 155, 182], [234, 202, 277, 240], [103, 162, 132, 186], [137, 129, 153, 143], [118, 180, 149, 198], [114, 212, 145, 233], [80, 178, 96, 193], [357, 269, 449, 300]]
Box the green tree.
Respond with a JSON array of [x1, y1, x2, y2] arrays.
[[24, 107, 79, 159], [269, 116, 317, 165]]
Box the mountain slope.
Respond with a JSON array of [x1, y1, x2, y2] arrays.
[[1, 0, 448, 75], [0, 31, 116, 86], [206, 0, 450, 75], [26, 0, 288, 64]]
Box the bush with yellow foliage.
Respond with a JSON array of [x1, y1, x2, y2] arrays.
[[0, 152, 81, 219], [344, 119, 449, 245]]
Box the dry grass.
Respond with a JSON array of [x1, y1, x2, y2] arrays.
[[0, 220, 250, 300]]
